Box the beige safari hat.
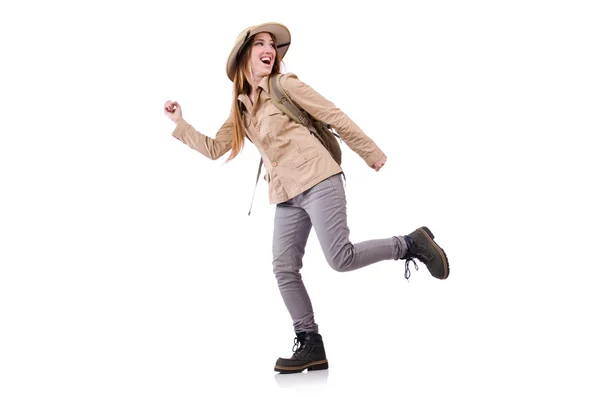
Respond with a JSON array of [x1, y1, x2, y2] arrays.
[[226, 22, 291, 82]]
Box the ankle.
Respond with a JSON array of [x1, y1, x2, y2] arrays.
[[394, 235, 412, 260], [405, 235, 414, 251]]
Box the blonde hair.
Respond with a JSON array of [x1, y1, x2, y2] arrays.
[[227, 33, 282, 162]]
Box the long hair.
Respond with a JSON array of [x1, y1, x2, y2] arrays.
[[227, 33, 282, 162]]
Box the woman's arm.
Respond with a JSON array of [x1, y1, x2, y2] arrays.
[[165, 100, 233, 160], [172, 117, 234, 160], [279, 74, 387, 168]]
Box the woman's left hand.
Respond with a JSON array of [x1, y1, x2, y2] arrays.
[[372, 157, 386, 172]]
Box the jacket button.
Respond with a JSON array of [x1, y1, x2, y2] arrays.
[[255, 126, 260, 133], [272, 161, 277, 167], [263, 144, 269, 149]]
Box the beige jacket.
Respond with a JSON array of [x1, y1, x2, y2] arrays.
[[172, 73, 387, 204]]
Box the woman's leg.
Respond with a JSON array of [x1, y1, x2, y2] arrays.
[[298, 173, 408, 272], [272, 199, 318, 333], [272, 200, 330, 374]]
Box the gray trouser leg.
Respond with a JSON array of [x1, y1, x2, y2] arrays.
[[272, 198, 316, 333], [272, 173, 408, 333]]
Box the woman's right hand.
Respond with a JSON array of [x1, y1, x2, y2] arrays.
[[164, 100, 182, 123]]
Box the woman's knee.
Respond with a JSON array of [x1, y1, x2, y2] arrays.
[[326, 245, 354, 272], [272, 264, 303, 289], [272, 256, 302, 276]]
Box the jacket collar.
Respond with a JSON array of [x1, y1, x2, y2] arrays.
[[257, 74, 271, 94], [237, 74, 274, 110]]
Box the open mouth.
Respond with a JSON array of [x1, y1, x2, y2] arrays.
[[260, 56, 272, 66]]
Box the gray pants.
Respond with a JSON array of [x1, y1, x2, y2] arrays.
[[272, 173, 408, 333]]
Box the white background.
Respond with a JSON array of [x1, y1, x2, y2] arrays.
[[1, 0, 599, 396]]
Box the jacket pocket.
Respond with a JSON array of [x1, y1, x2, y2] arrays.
[[292, 146, 319, 167], [264, 105, 287, 136]]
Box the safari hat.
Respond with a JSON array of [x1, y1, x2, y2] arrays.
[[226, 22, 291, 81]]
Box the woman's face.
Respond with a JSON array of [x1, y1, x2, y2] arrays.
[[249, 32, 276, 79]]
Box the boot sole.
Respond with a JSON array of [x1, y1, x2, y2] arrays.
[[418, 226, 449, 279], [274, 359, 329, 374]]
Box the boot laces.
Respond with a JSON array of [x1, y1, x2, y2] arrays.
[[292, 337, 303, 353], [291, 336, 309, 359], [402, 235, 419, 281], [404, 258, 419, 280]]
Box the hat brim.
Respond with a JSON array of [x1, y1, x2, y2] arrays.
[[226, 23, 291, 82]]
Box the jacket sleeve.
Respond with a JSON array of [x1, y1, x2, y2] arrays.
[[171, 115, 234, 160], [280, 73, 386, 167]]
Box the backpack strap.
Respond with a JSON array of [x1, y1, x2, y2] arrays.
[[270, 74, 342, 144], [269, 73, 346, 186], [269, 74, 317, 134], [248, 157, 263, 216]]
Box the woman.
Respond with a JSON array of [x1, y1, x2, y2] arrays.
[[164, 22, 449, 374]]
